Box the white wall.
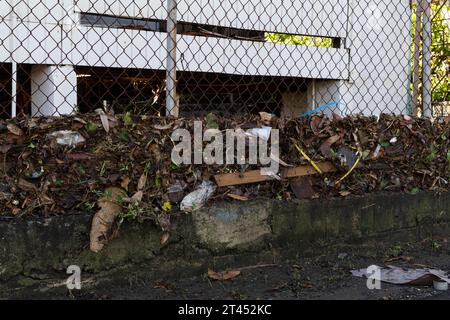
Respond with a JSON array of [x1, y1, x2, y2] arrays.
[[2, 0, 349, 80], [1, 0, 412, 116], [341, 0, 412, 115]]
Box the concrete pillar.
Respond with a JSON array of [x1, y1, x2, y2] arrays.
[[31, 65, 77, 116]]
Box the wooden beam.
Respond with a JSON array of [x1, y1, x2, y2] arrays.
[[214, 162, 335, 187], [282, 162, 335, 179]]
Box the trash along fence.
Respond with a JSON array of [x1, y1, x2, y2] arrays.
[[0, 112, 449, 220], [0, 0, 449, 118]]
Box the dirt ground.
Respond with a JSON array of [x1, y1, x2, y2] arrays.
[[6, 240, 450, 300]]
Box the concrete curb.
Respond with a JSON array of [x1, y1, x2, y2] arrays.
[[1, 192, 449, 282]]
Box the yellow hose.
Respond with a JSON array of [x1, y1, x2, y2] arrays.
[[294, 144, 323, 175], [335, 154, 362, 185], [294, 143, 361, 186]]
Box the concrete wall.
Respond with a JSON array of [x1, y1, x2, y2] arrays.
[[1, 191, 449, 283]]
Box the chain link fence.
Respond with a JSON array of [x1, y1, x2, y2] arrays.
[[0, 0, 448, 119]]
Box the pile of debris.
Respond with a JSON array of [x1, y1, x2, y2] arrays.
[[0, 112, 449, 224]]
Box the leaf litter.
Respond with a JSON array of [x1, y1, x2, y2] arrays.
[[0, 113, 449, 251]]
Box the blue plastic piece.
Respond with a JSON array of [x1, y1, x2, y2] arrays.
[[302, 101, 339, 117]]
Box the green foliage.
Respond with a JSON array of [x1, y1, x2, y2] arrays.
[[85, 122, 99, 133], [426, 144, 438, 162], [123, 111, 133, 127], [265, 33, 333, 48], [430, 5, 450, 102], [411, 4, 450, 104], [118, 202, 143, 225], [117, 130, 130, 142], [386, 244, 403, 258], [154, 170, 162, 188]]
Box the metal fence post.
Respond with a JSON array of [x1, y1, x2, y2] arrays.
[[412, 0, 423, 116], [422, 0, 432, 118], [166, 0, 178, 117], [11, 62, 17, 118]]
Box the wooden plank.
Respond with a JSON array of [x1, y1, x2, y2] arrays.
[[282, 161, 335, 178], [214, 162, 335, 187], [215, 170, 272, 187]]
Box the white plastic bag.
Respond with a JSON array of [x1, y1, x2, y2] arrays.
[[180, 181, 216, 212], [246, 126, 272, 141], [47, 130, 86, 146]]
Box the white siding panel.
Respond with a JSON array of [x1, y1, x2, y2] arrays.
[[177, 34, 349, 79], [5, 20, 62, 64], [0, 20, 12, 63], [75, 0, 349, 38], [76, 0, 165, 19], [62, 26, 167, 70], [59, 26, 349, 79], [8, 0, 67, 24]]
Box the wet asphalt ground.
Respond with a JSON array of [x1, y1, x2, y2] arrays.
[[5, 240, 450, 300]]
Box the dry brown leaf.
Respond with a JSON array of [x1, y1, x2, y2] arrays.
[[339, 191, 351, 197], [131, 191, 143, 203], [17, 178, 37, 193], [90, 187, 126, 253], [100, 114, 109, 133], [160, 232, 170, 246], [270, 153, 293, 167], [7, 124, 24, 136], [66, 153, 95, 161], [95, 110, 110, 133], [290, 176, 315, 199], [227, 193, 249, 201], [442, 115, 450, 125], [107, 115, 119, 129], [149, 143, 162, 162], [153, 124, 173, 130], [6, 132, 26, 144], [38, 193, 54, 205], [71, 121, 84, 130], [207, 269, 241, 281], [137, 173, 147, 191], [0, 144, 12, 154], [259, 112, 274, 125], [73, 117, 87, 124], [310, 116, 323, 134], [120, 176, 130, 190], [320, 134, 341, 158]]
